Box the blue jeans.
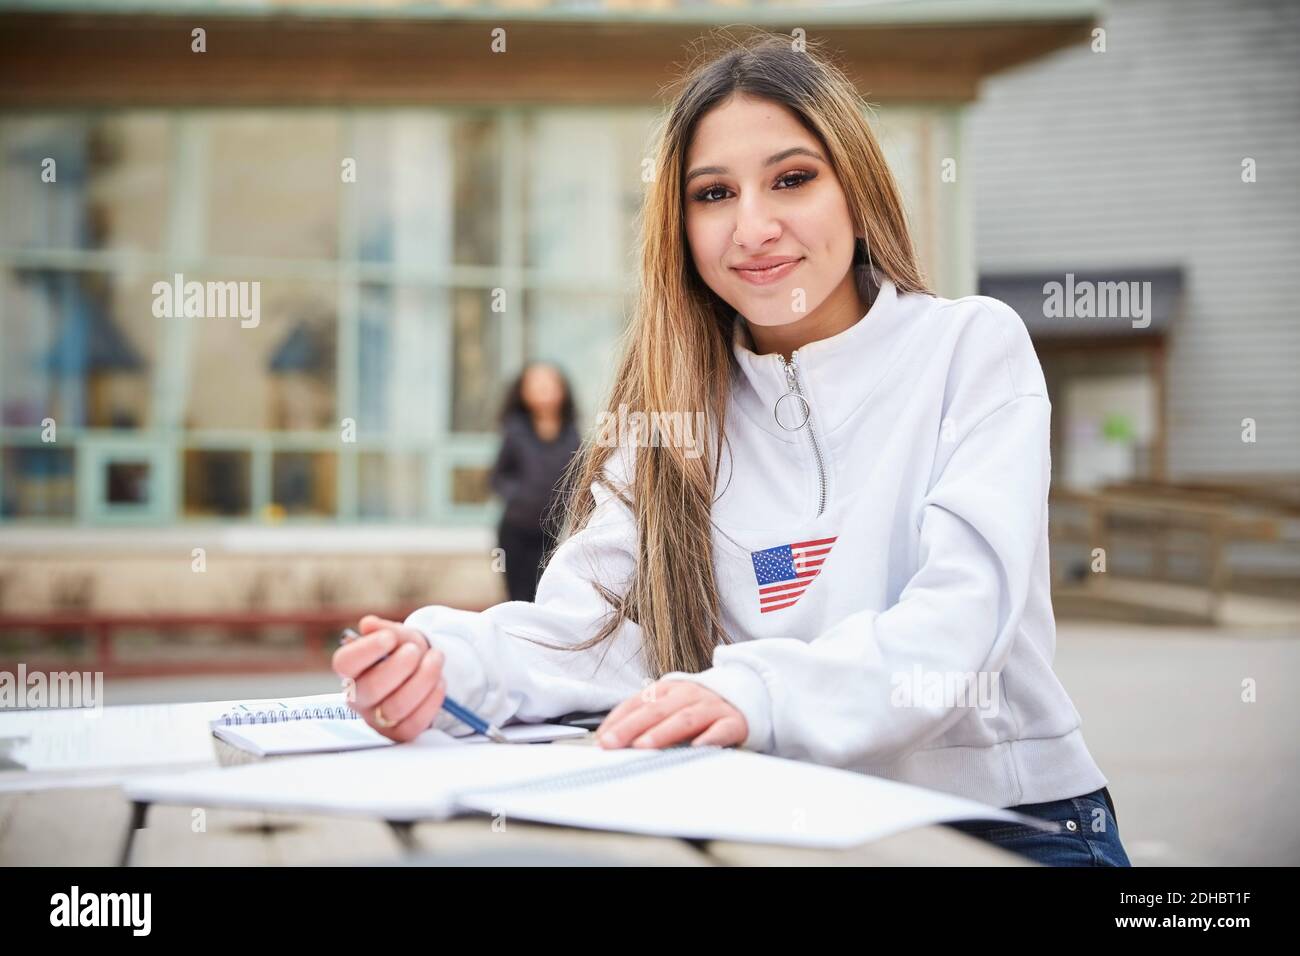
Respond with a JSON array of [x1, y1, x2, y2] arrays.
[[948, 786, 1132, 866]]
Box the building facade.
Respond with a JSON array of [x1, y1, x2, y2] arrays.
[[969, 0, 1299, 486], [0, 1, 1098, 616]]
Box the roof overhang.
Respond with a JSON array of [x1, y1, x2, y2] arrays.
[[0, 1, 1104, 107], [979, 267, 1185, 345]]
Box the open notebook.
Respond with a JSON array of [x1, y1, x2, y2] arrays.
[[125, 741, 1057, 849], [210, 693, 588, 756], [0, 692, 588, 793]]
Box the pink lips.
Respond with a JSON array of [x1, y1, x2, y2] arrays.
[[732, 257, 803, 286]]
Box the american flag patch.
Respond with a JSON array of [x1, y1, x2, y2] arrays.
[[750, 536, 838, 613]]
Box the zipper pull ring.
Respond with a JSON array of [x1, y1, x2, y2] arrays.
[[773, 353, 810, 431]]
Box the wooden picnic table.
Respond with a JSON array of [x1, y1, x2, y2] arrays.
[[0, 733, 1026, 867]]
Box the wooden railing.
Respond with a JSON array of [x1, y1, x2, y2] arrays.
[[0, 608, 488, 678], [1048, 486, 1292, 623]]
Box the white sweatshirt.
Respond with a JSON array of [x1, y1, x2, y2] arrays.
[[406, 274, 1109, 809]]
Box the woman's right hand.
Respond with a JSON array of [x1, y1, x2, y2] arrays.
[[332, 614, 448, 742]]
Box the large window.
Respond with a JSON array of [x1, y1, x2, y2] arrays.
[[0, 108, 652, 525]]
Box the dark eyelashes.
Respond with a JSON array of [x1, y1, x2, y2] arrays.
[[690, 169, 817, 204], [692, 170, 814, 203]]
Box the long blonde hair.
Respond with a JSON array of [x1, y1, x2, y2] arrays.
[[549, 30, 933, 676]]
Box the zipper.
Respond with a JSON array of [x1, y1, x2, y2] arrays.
[[774, 350, 828, 517]]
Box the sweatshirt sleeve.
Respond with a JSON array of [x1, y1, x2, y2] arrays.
[[661, 304, 1053, 765], [404, 445, 648, 734]]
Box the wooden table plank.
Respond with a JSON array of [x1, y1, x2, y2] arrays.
[[704, 824, 1032, 866], [407, 816, 715, 866], [0, 785, 131, 866], [129, 802, 406, 866]]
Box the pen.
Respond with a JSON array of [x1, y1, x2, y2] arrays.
[[339, 627, 508, 743]]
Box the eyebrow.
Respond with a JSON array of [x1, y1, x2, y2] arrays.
[[684, 146, 827, 185]]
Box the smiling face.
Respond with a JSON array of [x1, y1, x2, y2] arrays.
[[683, 93, 862, 334]]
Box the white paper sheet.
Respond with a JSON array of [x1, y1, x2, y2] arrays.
[[456, 747, 1053, 849], [124, 743, 1052, 847]]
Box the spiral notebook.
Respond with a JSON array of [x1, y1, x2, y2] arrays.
[[209, 693, 587, 756], [125, 740, 1056, 849]]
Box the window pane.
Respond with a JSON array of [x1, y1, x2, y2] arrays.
[[451, 464, 491, 506], [351, 113, 498, 267], [271, 451, 336, 517], [352, 114, 445, 266], [1, 446, 76, 517], [183, 278, 337, 431], [1, 268, 158, 429], [450, 116, 502, 267], [358, 283, 441, 439], [523, 111, 650, 280], [523, 290, 626, 424], [0, 114, 171, 253], [104, 459, 151, 506], [205, 113, 341, 260], [358, 452, 423, 519], [183, 449, 252, 517], [450, 288, 502, 434]]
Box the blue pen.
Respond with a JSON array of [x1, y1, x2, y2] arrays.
[[339, 627, 508, 743]]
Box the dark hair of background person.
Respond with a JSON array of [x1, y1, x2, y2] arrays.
[[498, 363, 579, 431]]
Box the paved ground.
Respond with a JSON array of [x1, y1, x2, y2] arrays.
[[1052, 622, 1299, 866], [96, 621, 1300, 866]]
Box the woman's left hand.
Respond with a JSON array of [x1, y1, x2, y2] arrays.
[[596, 680, 748, 749]]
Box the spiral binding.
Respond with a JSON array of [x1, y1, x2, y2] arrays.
[[214, 705, 359, 726], [458, 744, 725, 801]]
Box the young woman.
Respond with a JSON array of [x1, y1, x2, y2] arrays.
[[334, 33, 1131, 867], [489, 362, 582, 602]]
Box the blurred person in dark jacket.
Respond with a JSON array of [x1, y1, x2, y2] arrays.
[[489, 362, 582, 602]]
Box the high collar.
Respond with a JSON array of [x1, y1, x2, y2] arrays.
[[728, 271, 915, 440]]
